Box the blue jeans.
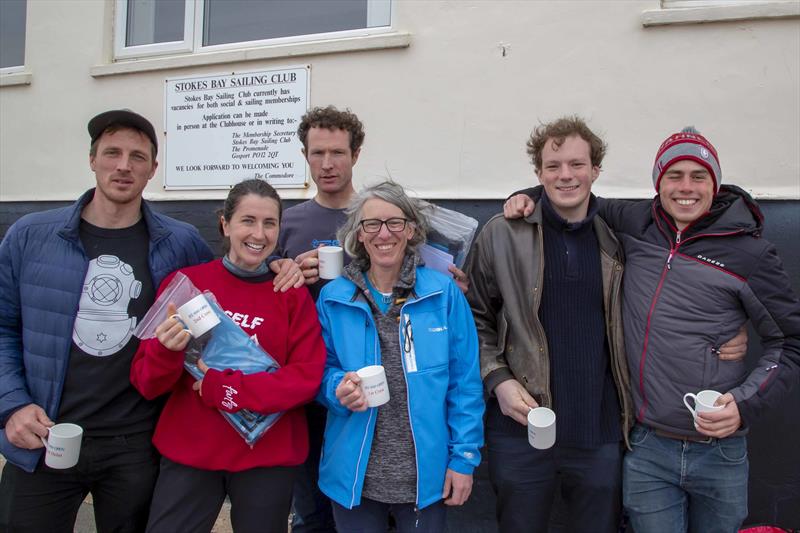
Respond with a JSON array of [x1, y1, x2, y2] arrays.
[[623, 424, 748, 533], [331, 498, 446, 532]]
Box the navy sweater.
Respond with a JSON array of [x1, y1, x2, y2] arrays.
[[539, 194, 621, 448]]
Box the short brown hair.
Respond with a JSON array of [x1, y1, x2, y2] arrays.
[[297, 106, 365, 154], [526, 116, 607, 172]]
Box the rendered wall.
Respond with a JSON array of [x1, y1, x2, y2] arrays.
[[1, 0, 799, 201]]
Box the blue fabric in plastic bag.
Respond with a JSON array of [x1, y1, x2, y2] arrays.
[[183, 296, 282, 447]]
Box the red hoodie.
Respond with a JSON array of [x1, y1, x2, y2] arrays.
[[131, 260, 326, 471]]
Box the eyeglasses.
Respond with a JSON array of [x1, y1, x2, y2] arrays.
[[359, 217, 410, 233]]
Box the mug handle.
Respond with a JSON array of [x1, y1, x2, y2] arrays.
[[170, 313, 191, 333], [683, 393, 698, 418], [40, 427, 50, 449]]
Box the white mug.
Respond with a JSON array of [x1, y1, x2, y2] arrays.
[[318, 246, 344, 280], [683, 389, 724, 419], [172, 293, 220, 338], [527, 407, 556, 450], [41, 423, 83, 469], [357, 365, 390, 408]]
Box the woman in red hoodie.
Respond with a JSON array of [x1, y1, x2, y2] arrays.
[[131, 179, 326, 533]]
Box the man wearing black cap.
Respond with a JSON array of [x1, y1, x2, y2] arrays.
[[0, 110, 214, 532]]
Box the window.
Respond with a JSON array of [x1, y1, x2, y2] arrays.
[[0, 0, 26, 71], [115, 0, 392, 60]]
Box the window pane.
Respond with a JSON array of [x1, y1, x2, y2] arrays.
[[0, 0, 26, 68], [126, 0, 185, 46], [203, 0, 378, 47]]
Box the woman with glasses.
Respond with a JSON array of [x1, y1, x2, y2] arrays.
[[314, 180, 484, 532]]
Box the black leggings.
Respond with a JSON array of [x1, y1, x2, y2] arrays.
[[146, 457, 298, 533]]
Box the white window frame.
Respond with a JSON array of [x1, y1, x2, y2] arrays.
[[642, 0, 799, 26], [663, 0, 795, 6], [0, 0, 28, 76], [114, 0, 393, 61]]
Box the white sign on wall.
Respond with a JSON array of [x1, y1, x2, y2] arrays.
[[164, 66, 309, 189]]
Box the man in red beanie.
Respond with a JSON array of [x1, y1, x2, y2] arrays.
[[503, 126, 800, 532]]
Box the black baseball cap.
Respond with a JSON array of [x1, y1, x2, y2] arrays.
[[88, 109, 158, 155]]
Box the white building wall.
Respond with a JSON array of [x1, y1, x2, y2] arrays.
[[1, 0, 798, 201]]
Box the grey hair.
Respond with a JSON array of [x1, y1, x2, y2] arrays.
[[337, 180, 429, 266]]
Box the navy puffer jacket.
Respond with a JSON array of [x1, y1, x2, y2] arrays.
[[0, 189, 213, 471]]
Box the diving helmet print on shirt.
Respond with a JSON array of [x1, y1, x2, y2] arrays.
[[72, 254, 142, 357]]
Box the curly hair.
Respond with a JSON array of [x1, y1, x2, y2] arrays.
[[297, 106, 365, 154], [338, 180, 429, 267], [526, 116, 607, 172]]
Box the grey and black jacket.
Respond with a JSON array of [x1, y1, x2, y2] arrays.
[[464, 200, 634, 446], [603, 185, 800, 436], [519, 184, 800, 437]]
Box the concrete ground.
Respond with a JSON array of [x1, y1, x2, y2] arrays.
[[0, 455, 234, 533]]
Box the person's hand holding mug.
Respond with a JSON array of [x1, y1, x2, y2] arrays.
[[295, 248, 321, 285], [155, 303, 191, 352], [695, 393, 741, 438], [4, 403, 53, 449], [494, 379, 538, 425], [336, 372, 367, 412]]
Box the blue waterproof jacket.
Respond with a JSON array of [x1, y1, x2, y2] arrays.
[[0, 189, 213, 471], [315, 265, 484, 510]]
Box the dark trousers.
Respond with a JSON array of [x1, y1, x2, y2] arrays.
[[291, 402, 336, 532], [0, 431, 159, 533], [486, 399, 623, 533], [331, 498, 446, 533], [146, 457, 298, 533]]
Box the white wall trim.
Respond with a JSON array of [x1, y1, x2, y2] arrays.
[[0, 71, 32, 87], [642, 1, 800, 26], [92, 31, 411, 77]]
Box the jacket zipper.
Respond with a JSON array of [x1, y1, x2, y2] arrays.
[[640, 211, 747, 420], [531, 223, 550, 406], [398, 291, 442, 506], [335, 298, 380, 509]]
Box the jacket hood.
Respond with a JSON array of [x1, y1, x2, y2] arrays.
[[654, 184, 763, 238]]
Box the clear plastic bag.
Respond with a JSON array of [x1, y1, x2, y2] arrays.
[[422, 202, 479, 268], [183, 297, 283, 448], [134, 272, 283, 447], [134, 272, 200, 340]]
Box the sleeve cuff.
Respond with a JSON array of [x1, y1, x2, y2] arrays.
[[484, 368, 515, 397]]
